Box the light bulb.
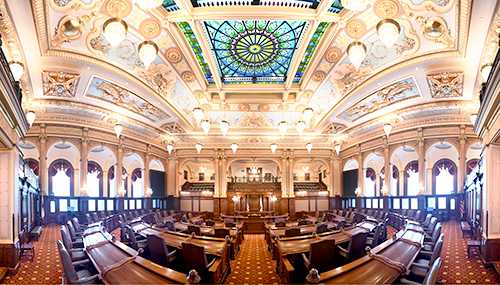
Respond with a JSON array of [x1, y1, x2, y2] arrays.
[[9, 61, 24, 81], [114, 123, 123, 138], [383, 123, 392, 137], [306, 142, 313, 153], [481, 64, 492, 82], [103, 18, 128, 49], [340, 0, 370, 11], [195, 143, 202, 153], [201, 119, 211, 135], [138, 40, 158, 69], [220, 120, 229, 136], [347, 41, 366, 71], [231, 143, 238, 154], [193, 107, 204, 124], [296, 120, 306, 136], [376, 19, 400, 50], [302, 108, 314, 125], [278, 121, 288, 136], [470, 114, 477, 126], [167, 144, 173, 155], [26, 111, 36, 127], [270, 143, 277, 154], [335, 144, 341, 155]]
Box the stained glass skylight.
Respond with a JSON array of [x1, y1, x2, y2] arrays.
[[178, 22, 214, 84], [194, 0, 321, 9], [203, 20, 308, 84], [329, 0, 343, 13], [294, 22, 330, 83], [161, 0, 179, 12]]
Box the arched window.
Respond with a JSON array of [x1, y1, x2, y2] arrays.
[[466, 159, 479, 176], [49, 159, 73, 197], [365, 168, 376, 197], [404, 161, 419, 196], [433, 159, 457, 195], [132, 168, 143, 198], [87, 161, 102, 197], [25, 158, 39, 177], [391, 165, 399, 196], [108, 166, 116, 197]]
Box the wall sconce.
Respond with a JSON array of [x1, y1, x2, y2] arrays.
[[355, 187, 361, 196], [232, 196, 238, 202], [80, 185, 88, 197], [202, 191, 213, 196], [381, 185, 389, 196], [147, 188, 153, 197], [118, 186, 126, 197], [417, 184, 425, 195]]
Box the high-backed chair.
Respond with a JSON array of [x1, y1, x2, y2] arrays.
[[125, 225, 147, 250], [337, 232, 368, 264], [408, 237, 444, 283], [422, 214, 432, 228], [335, 220, 345, 230], [401, 209, 408, 217], [401, 257, 442, 285], [285, 228, 301, 237], [315, 223, 328, 234], [61, 226, 83, 248], [423, 224, 442, 251], [58, 240, 100, 284], [147, 235, 177, 268], [424, 217, 437, 233], [225, 222, 236, 228], [414, 210, 421, 221], [154, 213, 167, 228], [135, 210, 140, 218], [214, 228, 230, 239], [298, 220, 308, 226], [85, 214, 92, 225], [165, 220, 176, 232], [57, 239, 87, 262], [169, 210, 175, 216], [366, 223, 383, 248], [181, 242, 216, 284], [19, 230, 34, 261], [99, 211, 106, 220], [92, 212, 100, 222], [187, 225, 201, 236], [141, 209, 146, 216], [182, 215, 189, 223], [206, 220, 215, 227], [72, 218, 84, 232], [302, 239, 336, 273], [67, 221, 82, 241], [366, 210, 373, 217], [276, 221, 286, 227]]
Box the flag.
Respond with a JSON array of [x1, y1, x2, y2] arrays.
[[246, 196, 250, 212], [259, 196, 263, 212], [460, 200, 465, 218]]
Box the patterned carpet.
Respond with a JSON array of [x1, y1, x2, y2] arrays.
[[1, 221, 498, 284]]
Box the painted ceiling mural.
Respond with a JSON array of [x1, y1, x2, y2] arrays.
[[9, 0, 480, 145]]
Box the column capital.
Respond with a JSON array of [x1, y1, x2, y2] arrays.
[[417, 137, 425, 147]]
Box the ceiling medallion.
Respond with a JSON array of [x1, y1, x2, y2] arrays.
[[106, 0, 130, 18], [161, 123, 185, 133], [278, 104, 289, 112], [374, 0, 398, 19], [219, 103, 230, 111], [302, 90, 314, 99], [238, 104, 250, 111], [193, 90, 205, 99], [322, 123, 346, 135], [182, 71, 195, 83], [312, 71, 325, 82], [166, 48, 182, 63], [42, 70, 81, 97], [426, 72, 464, 98], [258, 104, 270, 112], [325, 47, 341, 63], [345, 20, 366, 39], [140, 21, 161, 38]]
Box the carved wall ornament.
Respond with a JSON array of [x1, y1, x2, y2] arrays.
[[323, 123, 347, 135], [193, 90, 205, 99], [374, 0, 399, 18], [52, 15, 85, 47], [85, 76, 169, 122], [140, 21, 161, 38], [161, 123, 185, 134], [42, 70, 81, 97], [426, 72, 463, 98], [302, 90, 314, 99], [325, 47, 341, 63], [345, 20, 366, 39], [182, 71, 195, 83], [312, 71, 325, 82], [106, 0, 130, 18], [166, 47, 182, 63], [418, 16, 455, 48]]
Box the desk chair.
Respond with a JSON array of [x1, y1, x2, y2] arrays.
[[302, 239, 336, 273], [147, 235, 177, 268], [182, 242, 216, 284]]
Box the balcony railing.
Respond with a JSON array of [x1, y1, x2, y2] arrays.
[[229, 175, 280, 184]]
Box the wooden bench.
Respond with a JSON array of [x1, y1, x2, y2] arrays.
[[29, 226, 42, 241], [461, 221, 471, 238], [0, 267, 8, 283]]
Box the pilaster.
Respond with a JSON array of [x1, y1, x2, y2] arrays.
[[458, 125, 467, 192], [38, 124, 47, 195]]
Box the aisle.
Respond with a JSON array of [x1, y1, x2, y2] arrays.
[[224, 234, 282, 285]]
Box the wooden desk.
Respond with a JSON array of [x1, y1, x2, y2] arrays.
[[82, 223, 187, 284], [173, 222, 213, 235]]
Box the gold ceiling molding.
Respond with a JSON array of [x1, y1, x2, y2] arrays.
[[399, 0, 454, 14], [49, 0, 104, 13], [161, 122, 185, 134], [322, 123, 347, 135], [426, 72, 464, 98], [42, 70, 81, 97]]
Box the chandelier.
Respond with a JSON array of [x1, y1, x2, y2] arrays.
[[481, 63, 492, 82], [296, 120, 306, 136], [376, 19, 400, 50], [114, 123, 123, 138], [334, 144, 341, 155], [231, 143, 238, 154], [306, 142, 313, 153], [302, 108, 314, 125], [340, 0, 370, 11], [26, 111, 36, 127], [167, 143, 173, 155], [470, 113, 477, 125], [347, 41, 366, 71], [193, 107, 204, 125], [103, 17, 128, 49], [201, 119, 211, 135], [383, 123, 392, 137], [9, 61, 24, 81], [195, 143, 203, 153], [220, 120, 229, 136], [278, 121, 288, 136], [133, 0, 163, 10], [270, 143, 277, 154], [138, 40, 158, 69]]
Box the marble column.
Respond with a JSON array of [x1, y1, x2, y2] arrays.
[[174, 152, 180, 197], [144, 147, 151, 196], [220, 150, 227, 198], [281, 152, 288, 197], [375, 172, 381, 197], [426, 168, 433, 195], [417, 128, 425, 189], [80, 128, 89, 195], [288, 151, 295, 197], [127, 176, 132, 198], [458, 125, 467, 192], [102, 171, 108, 197], [358, 166, 364, 196], [383, 142, 391, 196], [38, 124, 48, 195], [213, 150, 220, 197], [399, 172, 405, 196], [116, 141, 123, 196]]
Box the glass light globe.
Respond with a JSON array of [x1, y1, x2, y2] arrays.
[[220, 120, 229, 136], [138, 40, 158, 69], [481, 64, 492, 82], [201, 120, 211, 135], [302, 108, 314, 125], [167, 144, 173, 154], [193, 107, 204, 124], [384, 123, 392, 137], [26, 111, 36, 127], [278, 121, 288, 136], [470, 114, 477, 125], [114, 123, 123, 138], [270, 143, 277, 154], [9, 61, 24, 81], [335, 144, 341, 155], [231, 143, 238, 154], [347, 41, 366, 71], [134, 0, 163, 10], [296, 120, 306, 136], [306, 142, 313, 153], [376, 19, 400, 50], [103, 18, 128, 49], [340, 0, 370, 11], [195, 143, 202, 153]]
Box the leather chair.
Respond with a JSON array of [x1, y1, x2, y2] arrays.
[[335, 220, 345, 230], [92, 212, 100, 222], [315, 223, 328, 234], [401, 209, 408, 217], [165, 220, 176, 232], [214, 228, 230, 239], [61, 226, 84, 248], [422, 214, 432, 228], [67, 221, 82, 241], [141, 209, 146, 216], [182, 215, 189, 223], [187, 225, 201, 236], [337, 232, 368, 264], [125, 225, 147, 250], [366, 223, 383, 248], [57, 239, 87, 262], [298, 220, 308, 226], [58, 240, 100, 284], [119, 220, 130, 244], [225, 222, 236, 228], [154, 213, 167, 228], [181, 242, 216, 284], [424, 217, 437, 234], [302, 239, 336, 274], [72, 218, 84, 232], [85, 214, 92, 225], [99, 211, 106, 220], [169, 210, 176, 216], [206, 220, 215, 227], [366, 210, 373, 217], [414, 210, 421, 221], [401, 257, 442, 285], [135, 210, 141, 217], [276, 221, 286, 227], [147, 235, 177, 268], [407, 237, 444, 283], [162, 211, 169, 218], [424, 224, 442, 251], [285, 228, 301, 237]]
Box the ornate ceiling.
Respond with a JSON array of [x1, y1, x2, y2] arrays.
[[2, 0, 498, 151]]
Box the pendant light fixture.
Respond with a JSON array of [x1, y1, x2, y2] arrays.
[[335, 144, 341, 155], [193, 107, 204, 125], [114, 123, 123, 138], [270, 143, 277, 154], [195, 143, 203, 153], [481, 63, 492, 82], [220, 120, 229, 136], [340, 0, 370, 11], [133, 0, 163, 10], [296, 120, 306, 136], [231, 143, 238, 154], [470, 113, 478, 125], [167, 143, 173, 155], [306, 142, 313, 153], [278, 121, 288, 136], [383, 123, 392, 137], [347, 41, 366, 71], [376, 19, 400, 50], [26, 111, 36, 127], [201, 119, 211, 135], [138, 40, 158, 69], [103, 6, 128, 50], [9, 61, 24, 81], [302, 108, 314, 125]]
